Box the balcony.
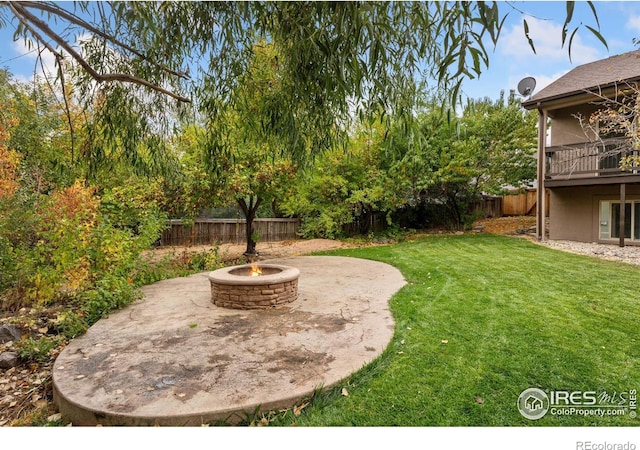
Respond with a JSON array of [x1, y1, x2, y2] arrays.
[[545, 137, 640, 186]]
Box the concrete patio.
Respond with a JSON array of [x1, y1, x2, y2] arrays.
[[52, 256, 406, 425]]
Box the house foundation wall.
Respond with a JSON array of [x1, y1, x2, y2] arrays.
[[549, 184, 640, 243]]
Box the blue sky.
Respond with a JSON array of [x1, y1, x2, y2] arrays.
[[462, 1, 640, 101], [1, 2, 640, 103]]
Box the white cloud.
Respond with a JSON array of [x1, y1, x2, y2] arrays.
[[12, 37, 58, 79], [626, 15, 640, 34], [10, 32, 95, 86], [500, 17, 601, 66]]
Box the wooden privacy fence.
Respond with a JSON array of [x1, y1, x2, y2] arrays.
[[159, 218, 301, 246], [501, 189, 549, 216], [471, 190, 550, 218], [471, 195, 502, 218]]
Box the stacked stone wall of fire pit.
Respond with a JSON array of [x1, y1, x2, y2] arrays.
[[208, 264, 300, 310]]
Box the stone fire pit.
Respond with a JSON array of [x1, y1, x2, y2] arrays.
[[208, 263, 300, 309]]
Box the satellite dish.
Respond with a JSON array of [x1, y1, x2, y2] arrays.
[[517, 77, 537, 97]]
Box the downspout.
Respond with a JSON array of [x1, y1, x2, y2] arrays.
[[536, 104, 547, 241]]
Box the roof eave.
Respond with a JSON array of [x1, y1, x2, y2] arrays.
[[521, 77, 640, 111]]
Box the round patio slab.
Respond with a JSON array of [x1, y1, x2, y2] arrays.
[[52, 256, 406, 426]]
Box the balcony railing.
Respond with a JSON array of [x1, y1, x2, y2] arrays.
[[545, 137, 640, 179]]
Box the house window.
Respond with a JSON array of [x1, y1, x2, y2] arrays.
[[599, 200, 640, 240]]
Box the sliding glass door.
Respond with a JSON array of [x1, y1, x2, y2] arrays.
[[611, 202, 632, 239], [600, 200, 640, 241]]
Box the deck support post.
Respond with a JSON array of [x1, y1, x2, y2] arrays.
[[536, 105, 547, 241], [619, 183, 626, 247]]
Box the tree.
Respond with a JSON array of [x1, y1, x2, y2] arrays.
[[225, 144, 296, 256], [209, 43, 299, 256], [0, 73, 20, 199], [575, 85, 640, 171], [388, 92, 537, 229], [0, 67, 169, 312], [455, 91, 538, 194], [283, 119, 401, 238], [0, 69, 80, 192], [170, 43, 299, 256], [0, 1, 606, 159], [170, 122, 297, 256]]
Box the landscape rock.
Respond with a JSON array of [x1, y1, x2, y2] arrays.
[[539, 240, 640, 266], [0, 324, 22, 344], [0, 352, 19, 369]]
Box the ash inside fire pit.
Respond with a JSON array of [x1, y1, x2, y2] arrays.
[[208, 263, 300, 309]]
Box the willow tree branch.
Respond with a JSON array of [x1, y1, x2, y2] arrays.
[[16, 1, 191, 80], [10, 2, 79, 162], [53, 52, 76, 162], [7, 1, 191, 103]]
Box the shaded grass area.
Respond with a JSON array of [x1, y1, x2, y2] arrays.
[[271, 234, 640, 426]]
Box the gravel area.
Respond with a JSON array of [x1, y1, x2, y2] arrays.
[[537, 239, 640, 266]]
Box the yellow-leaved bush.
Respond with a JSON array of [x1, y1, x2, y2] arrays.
[[1, 178, 167, 331]]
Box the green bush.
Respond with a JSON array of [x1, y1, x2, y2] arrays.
[[15, 335, 65, 363], [188, 247, 223, 271], [80, 273, 141, 326], [0, 178, 170, 350], [54, 310, 87, 340]]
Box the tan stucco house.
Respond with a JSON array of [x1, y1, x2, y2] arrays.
[[522, 50, 640, 246]]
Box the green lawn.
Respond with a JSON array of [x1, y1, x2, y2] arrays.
[[270, 234, 640, 426]]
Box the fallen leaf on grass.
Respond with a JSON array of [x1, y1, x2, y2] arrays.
[[341, 388, 349, 397], [47, 413, 62, 422], [293, 401, 309, 416]]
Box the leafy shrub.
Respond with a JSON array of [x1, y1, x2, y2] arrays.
[[25, 181, 99, 305], [129, 253, 180, 287], [0, 124, 20, 199], [188, 247, 223, 271], [15, 335, 65, 363], [79, 274, 140, 325], [282, 132, 400, 239], [0, 177, 168, 344], [54, 310, 87, 340]]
